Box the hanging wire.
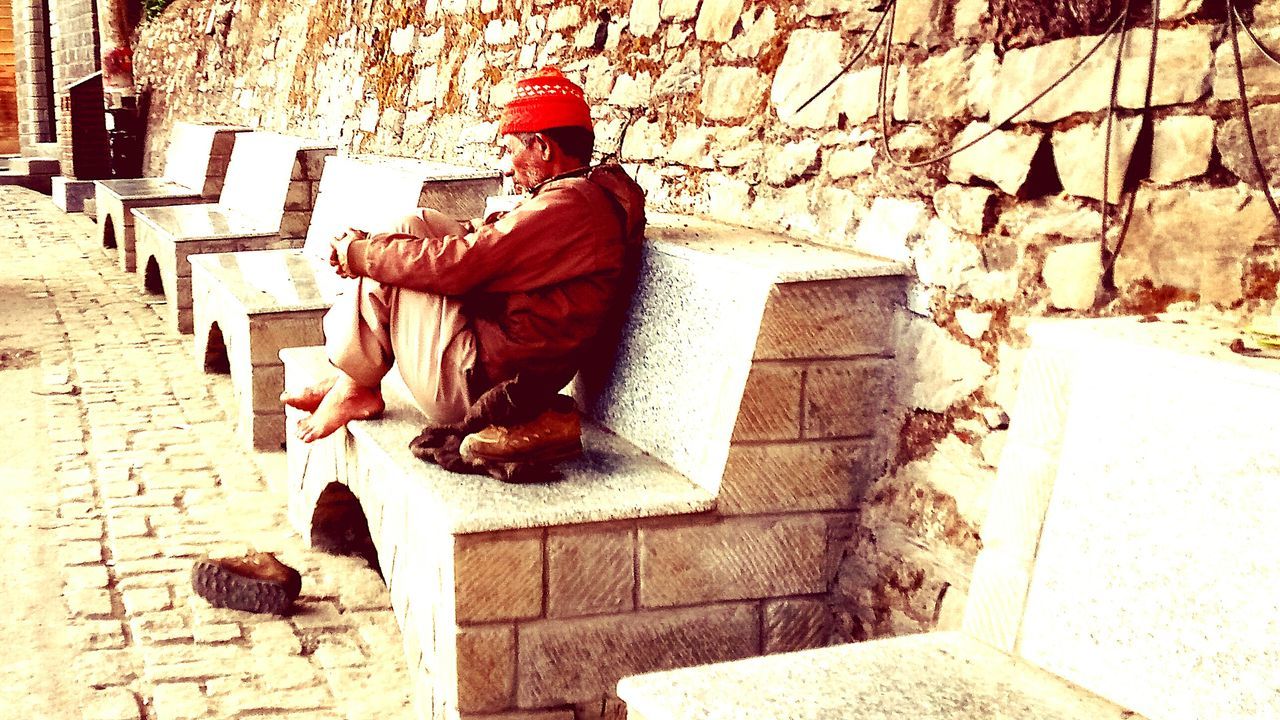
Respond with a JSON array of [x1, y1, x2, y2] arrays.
[[1228, 0, 1280, 226], [873, 3, 1131, 169], [1100, 0, 1159, 285], [1235, 2, 1280, 66], [794, 6, 892, 116]]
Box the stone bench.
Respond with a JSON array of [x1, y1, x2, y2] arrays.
[[280, 216, 908, 720], [188, 154, 500, 449], [95, 121, 246, 271], [131, 131, 337, 334], [618, 314, 1280, 720]]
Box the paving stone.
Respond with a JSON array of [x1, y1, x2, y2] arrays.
[[151, 682, 211, 720], [65, 565, 111, 590], [190, 621, 242, 644], [64, 587, 116, 618], [82, 687, 142, 720]]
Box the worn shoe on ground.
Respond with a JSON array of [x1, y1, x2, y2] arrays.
[[459, 405, 583, 465], [191, 551, 302, 615]]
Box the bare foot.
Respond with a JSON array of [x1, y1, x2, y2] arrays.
[[281, 375, 337, 412], [296, 375, 385, 443]]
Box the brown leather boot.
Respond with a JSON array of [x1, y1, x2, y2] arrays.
[[459, 405, 583, 465], [191, 551, 302, 615]]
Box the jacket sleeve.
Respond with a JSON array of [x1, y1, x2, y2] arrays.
[[341, 189, 566, 296]]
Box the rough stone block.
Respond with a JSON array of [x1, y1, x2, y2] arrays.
[[946, 123, 1044, 196], [516, 603, 760, 707], [764, 597, 832, 654], [457, 624, 516, 713], [547, 524, 636, 618], [455, 529, 544, 623], [1150, 115, 1213, 185], [638, 515, 829, 607], [719, 439, 880, 515], [802, 359, 895, 439], [754, 278, 903, 360], [1042, 242, 1102, 311], [1052, 116, 1143, 203], [731, 363, 802, 441]]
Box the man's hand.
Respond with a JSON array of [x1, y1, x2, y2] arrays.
[[329, 228, 367, 278]]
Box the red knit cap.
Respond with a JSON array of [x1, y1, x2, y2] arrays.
[[498, 67, 593, 135]]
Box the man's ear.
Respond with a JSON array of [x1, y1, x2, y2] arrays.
[[534, 133, 553, 161]]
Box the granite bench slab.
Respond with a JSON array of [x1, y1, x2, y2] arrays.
[[280, 214, 910, 719], [130, 132, 336, 334], [619, 632, 1139, 720], [188, 154, 501, 448], [95, 122, 246, 271]]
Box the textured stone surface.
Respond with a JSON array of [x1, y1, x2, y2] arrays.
[[1042, 242, 1102, 311], [771, 29, 843, 128], [992, 27, 1213, 123], [933, 185, 995, 235], [900, 318, 993, 412], [1149, 116, 1214, 185], [802, 360, 895, 439], [894, 46, 977, 120], [1216, 103, 1280, 187], [731, 363, 802, 441], [638, 515, 829, 607], [517, 603, 759, 707], [754, 277, 904, 360], [700, 67, 767, 121], [1051, 116, 1143, 204], [1115, 186, 1278, 304], [695, 0, 746, 42], [547, 525, 636, 618], [1018, 320, 1280, 720], [947, 123, 1044, 196], [718, 439, 880, 515], [852, 197, 927, 262], [457, 624, 516, 713], [1213, 28, 1280, 101], [454, 530, 544, 623], [618, 632, 1135, 720], [764, 598, 833, 654]]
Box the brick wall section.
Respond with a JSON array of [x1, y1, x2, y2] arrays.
[[10, 0, 53, 150]]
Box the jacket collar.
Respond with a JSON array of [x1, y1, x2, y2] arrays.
[[529, 165, 592, 195]]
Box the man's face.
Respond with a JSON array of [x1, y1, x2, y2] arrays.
[[498, 133, 551, 192]]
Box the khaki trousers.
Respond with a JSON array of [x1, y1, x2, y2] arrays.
[[322, 209, 476, 425]]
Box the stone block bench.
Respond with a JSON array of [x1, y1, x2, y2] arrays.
[[95, 121, 246, 271], [280, 215, 908, 720], [188, 154, 500, 449], [131, 132, 337, 334], [618, 314, 1280, 720]]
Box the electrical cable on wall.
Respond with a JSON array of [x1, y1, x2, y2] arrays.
[[1228, 0, 1280, 227]]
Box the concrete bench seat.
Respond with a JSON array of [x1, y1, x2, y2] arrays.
[[619, 312, 1280, 720], [280, 217, 909, 720], [620, 632, 1133, 720], [95, 121, 246, 271], [131, 131, 336, 333], [189, 155, 501, 448]]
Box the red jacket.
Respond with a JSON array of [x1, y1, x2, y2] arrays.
[[343, 163, 646, 388]]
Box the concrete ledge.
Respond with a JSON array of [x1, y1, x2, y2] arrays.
[[618, 632, 1137, 720]]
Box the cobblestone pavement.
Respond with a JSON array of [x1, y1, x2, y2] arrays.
[[0, 187, 415, 720]]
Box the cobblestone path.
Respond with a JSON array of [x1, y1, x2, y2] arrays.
[[0, 187, 415, 720]]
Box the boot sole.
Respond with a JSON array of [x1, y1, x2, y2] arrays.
[[191, 559, 300, 615]]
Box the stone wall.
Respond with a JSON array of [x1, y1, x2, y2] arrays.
[[134, 0, 1280, 645]]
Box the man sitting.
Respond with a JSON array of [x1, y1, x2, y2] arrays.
[[282, 67, 646, 464]]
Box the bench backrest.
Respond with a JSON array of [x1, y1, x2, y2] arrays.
[[578, 213, 903, 494], [162, 122, 242, 193], [301, 155, 501, 258], [218, 132, 334, 224], [978, 323, 1280, 720]]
